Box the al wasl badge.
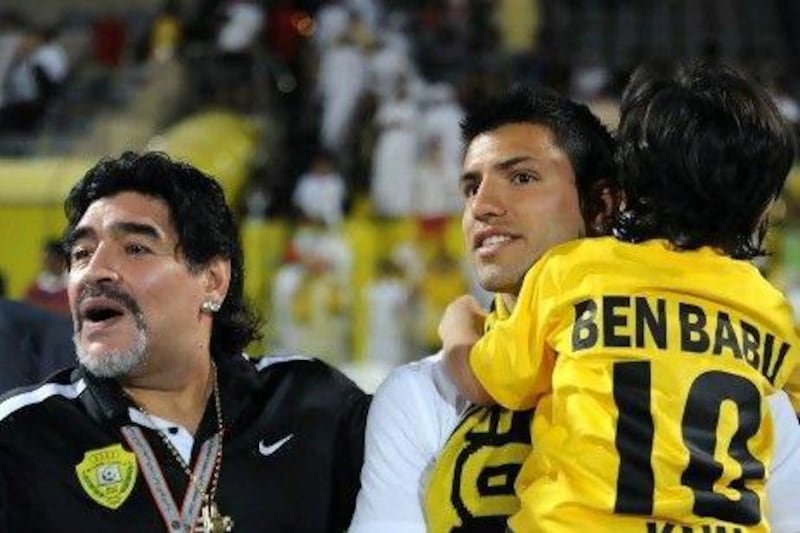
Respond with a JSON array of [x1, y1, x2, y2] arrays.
[[75, 443, 137, 509]]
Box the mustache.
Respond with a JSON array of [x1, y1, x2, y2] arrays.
[[75, 283, 145, 332]]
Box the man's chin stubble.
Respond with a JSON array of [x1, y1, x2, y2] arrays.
[[74, 329, 149, 378]]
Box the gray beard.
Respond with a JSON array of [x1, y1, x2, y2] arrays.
[[74, 328, 149, 378]]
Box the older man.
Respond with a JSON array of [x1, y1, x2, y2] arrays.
[[0, 152, 368, 532]]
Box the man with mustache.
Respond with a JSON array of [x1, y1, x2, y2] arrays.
[[350, 85, 800, 532], [0, 151, 369, 532]]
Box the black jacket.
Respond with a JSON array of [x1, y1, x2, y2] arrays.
[[0, 354, 369, 532]]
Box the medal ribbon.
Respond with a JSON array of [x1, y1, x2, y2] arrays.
[[121, 426, 221, 532]]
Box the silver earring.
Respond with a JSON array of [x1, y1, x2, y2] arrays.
[[201, 300, 221, 313]]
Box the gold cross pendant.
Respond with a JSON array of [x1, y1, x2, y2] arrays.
[[199, 498, 234, 533]]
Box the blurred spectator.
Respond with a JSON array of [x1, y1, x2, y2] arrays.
[[415, 139, 460, 220], [0, 25, 69, 131], [364, 256, 415, 368], [216, 0, 264, 54], [367, 32, 414, 102], [746, 60, 799, 132], [346, 0, 382, 37], [265, 0, 310, 66], [208, 0, 265, 108], [92, 14, 126, 67], [773, 88, 800, 126], [313, 1, 350, 51], [271, 220, 353, 363], [493, 0, 541, 83], [414, 3, 469, 85], [270, 244, 305, 354], [23, 239, 69, 317], [318, 30, 367, 153], [416, 82, 463, 218], [244, 179, 272, 219], [292, 150, 348, 227], [290, 250, 351, 363], [149, 0, 183, 63], [570, 52, 611, 102], [292, 219, 353, 282], [0, 298, 74, 395], [0, 19, 25, 110], [494, 0, 540, 56], [417, 248, 466, 353], [29, 26, 69, 90], [370, 77, 419, 217]]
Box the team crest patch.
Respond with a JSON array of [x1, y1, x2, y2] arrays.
[[75, 444, 137, 510]]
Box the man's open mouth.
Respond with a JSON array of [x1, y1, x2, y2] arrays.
[[85, 307, 124, 322], [80, 299, 127, 326]]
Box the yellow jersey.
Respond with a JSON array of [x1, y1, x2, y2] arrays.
[[470, 237, 800, 532], [425, 300, 532, 532]]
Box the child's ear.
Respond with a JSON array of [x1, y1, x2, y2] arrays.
[[588, 180, 624, 236]]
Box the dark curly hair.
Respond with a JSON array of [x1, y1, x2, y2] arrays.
[[615, 61, 796, 259], [460, 84, 619, 234], [63, 151, 260, 358]]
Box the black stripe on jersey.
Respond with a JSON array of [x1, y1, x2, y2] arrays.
[[613, 361, 655, 515]]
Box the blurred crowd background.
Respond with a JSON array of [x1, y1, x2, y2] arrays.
[[3, 0, 800, 390]]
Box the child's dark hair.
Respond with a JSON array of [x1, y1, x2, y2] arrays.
[[615, 61, 796, 259]]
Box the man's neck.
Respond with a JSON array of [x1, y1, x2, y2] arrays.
[[500, 292, 518, 313], [122, 357, 214, 436]]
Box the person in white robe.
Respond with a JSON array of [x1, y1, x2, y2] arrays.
[[370, 80, 419, 217], [416, 83, 463, 217], [318, 33, 367, 153]]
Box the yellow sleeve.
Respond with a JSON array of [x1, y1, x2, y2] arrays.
[[783, 325, 800, 415], [469, 258, 558, 410]]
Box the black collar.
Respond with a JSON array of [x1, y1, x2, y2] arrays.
[[77, 354, 261, 438]]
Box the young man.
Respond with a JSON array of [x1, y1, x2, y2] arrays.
[[350, 85, 800, 532], [440, 63, 800, 531], [0, 152, 369, 532]]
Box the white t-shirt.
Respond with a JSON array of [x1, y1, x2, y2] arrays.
[[350, 354, 800, 532], [350, 353, 463, 533]]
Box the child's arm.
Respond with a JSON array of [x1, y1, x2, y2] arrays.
[[438, 295, 494, 406]]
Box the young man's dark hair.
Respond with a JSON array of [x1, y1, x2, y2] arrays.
[[615, 61, 797, 259], [460, 84, 618, 234], [63, 151, 260, 358]]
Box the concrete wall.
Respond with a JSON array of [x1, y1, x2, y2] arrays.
[[2, 0, 194, 25], [4, 0, 164, 14]]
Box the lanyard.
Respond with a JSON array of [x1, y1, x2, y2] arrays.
[[120, 425, 221, 532]]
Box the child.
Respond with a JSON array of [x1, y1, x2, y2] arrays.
[[440, 62, 800, 532]]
